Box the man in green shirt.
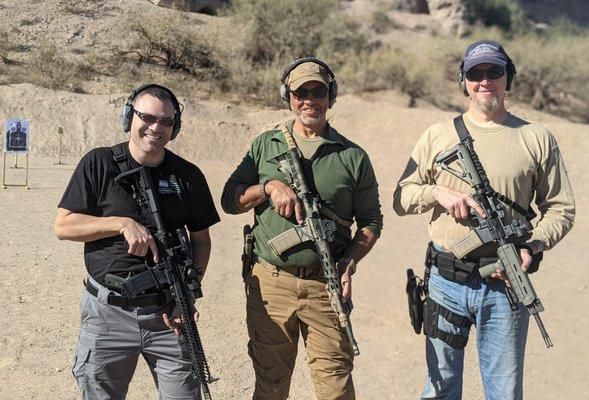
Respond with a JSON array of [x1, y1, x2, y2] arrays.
[[221, 57, 383, 400]]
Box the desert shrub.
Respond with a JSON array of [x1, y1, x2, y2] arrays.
[[0, 27, 14, 63], [371, 12, 393, 34], [223, 0, 369, 104], [226, 0, 368, 65], [228, 0, 339, 64], [27, 44, 89, 91], [339, 36, 462, 109], [508, 30, 589, 122], [58, 0, 107, 17], [463, 0, 528, 33], [111, 13, 226, 81]]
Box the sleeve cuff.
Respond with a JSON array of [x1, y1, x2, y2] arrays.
[[358, 223, 382, 238], [527, 237, 548, 254]]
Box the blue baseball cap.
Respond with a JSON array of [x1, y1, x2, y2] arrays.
[[462, 40, 509, 71]]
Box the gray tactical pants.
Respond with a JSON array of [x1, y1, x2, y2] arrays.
[[72, 276, 200, 400]]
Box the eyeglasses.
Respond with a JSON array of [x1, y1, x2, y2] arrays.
[[465, 67, 506, 82], [291, 86, 329, 100], [133, 109, 175, 127]]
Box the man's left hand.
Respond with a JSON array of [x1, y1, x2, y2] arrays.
[[341, 271, 352, 302], [338, 258, 356, 302], [163, 308, 200, 336], [490, 247, 533, 286]]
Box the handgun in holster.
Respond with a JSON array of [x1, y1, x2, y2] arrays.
[[406, 268, 428, 335], [242, 225, 254, 281]]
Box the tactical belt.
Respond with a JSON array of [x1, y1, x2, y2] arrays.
[[424, 297, 472, 349], [426, 242, 497, 283], [255, 256, 322, 279], [85, 278, 169, 308]]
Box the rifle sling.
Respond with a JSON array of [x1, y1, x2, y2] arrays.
[[111, 143, 132, 174], [277, 125, 353, 229], [453, 116, 536, 221]]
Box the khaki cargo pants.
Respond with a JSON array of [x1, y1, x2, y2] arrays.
[[245, 261, 355, 400]]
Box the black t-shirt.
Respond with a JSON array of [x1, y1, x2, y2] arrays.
[[59, 142, 220, 284]]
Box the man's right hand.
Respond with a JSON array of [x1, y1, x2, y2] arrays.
[[265, 180, 304, 224], [432, 185, 486, 220], [119, 217, 159, 262]]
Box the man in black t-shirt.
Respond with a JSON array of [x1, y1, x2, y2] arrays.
[[55, 85, 220, 399]]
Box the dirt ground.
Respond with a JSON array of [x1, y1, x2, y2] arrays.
[[0, 86, 587, 399]]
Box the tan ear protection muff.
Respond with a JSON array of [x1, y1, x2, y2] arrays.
[[121, 84, 183, 140], [279, 57, 338, 110]]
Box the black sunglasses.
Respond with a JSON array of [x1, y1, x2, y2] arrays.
[[465, 67, 506, 82], [291, 86, 329, 100], [133, 109, 175, 127]]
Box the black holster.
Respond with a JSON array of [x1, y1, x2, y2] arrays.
[[406, 268, 427, 334], [242, 225, 254, 281]]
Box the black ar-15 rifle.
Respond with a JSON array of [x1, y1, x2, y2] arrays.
[[435, 118, 552, 348], [272, 128, 360, 356], [114, 165, 217, 399]]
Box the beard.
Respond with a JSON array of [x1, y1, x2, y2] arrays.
[[298, 114, 324, 126], [476, 95, 500, 114]]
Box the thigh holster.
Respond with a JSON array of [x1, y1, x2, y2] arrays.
[[424, 297, 472, 349]]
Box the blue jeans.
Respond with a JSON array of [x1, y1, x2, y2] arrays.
[[420, 265, 529, 400]]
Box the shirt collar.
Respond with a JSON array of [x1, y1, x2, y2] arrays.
[[269, 119, 345, 146]]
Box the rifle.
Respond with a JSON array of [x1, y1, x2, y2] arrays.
[[273, 129, 360, 356], [115, 166, 217, 398], [435, 135, 553, 348]]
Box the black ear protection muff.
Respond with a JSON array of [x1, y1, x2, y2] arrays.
[[121, 84, 183, 140], [458, 56, 516, 97], [280, 57, 338, 110]]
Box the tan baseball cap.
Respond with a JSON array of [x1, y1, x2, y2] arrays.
[[287, 62, 330, 90]]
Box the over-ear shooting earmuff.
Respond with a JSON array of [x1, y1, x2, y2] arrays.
[[121, 84, 183, 140], [458, 57, 516, 97], [279, 57, 338, 110]]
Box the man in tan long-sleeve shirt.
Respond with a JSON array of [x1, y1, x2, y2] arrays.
[[393, 40, 575, 400]]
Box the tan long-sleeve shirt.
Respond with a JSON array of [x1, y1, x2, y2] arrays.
[[393, 113, 575, 257]]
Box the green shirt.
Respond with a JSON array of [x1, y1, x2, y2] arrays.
[[222, 120, 383, 268]]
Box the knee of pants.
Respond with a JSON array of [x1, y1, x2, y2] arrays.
[[248, 336, 297, 383], [156, 374, 200, 400], [310, 367, 355, 400]]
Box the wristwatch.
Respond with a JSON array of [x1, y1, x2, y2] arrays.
[[259, 178, 270, 202], [338, 257, 357, 275]]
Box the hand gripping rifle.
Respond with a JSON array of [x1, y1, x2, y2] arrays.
[[435, 131, 552, 348], [115, 166, 218, 399], [273, 129, 360, 356]]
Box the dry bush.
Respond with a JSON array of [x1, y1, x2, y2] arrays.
[[223, 0, 369, 105], [25, 44, 90, 91], [0, 27, 13, 63], [463, 0, 528, 34], [509, 32, 589, 122], [58, 0, 109, 17], [339, 37, 462, 109], [110, 13, 226, 81], [228, 0, 340, 64]]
